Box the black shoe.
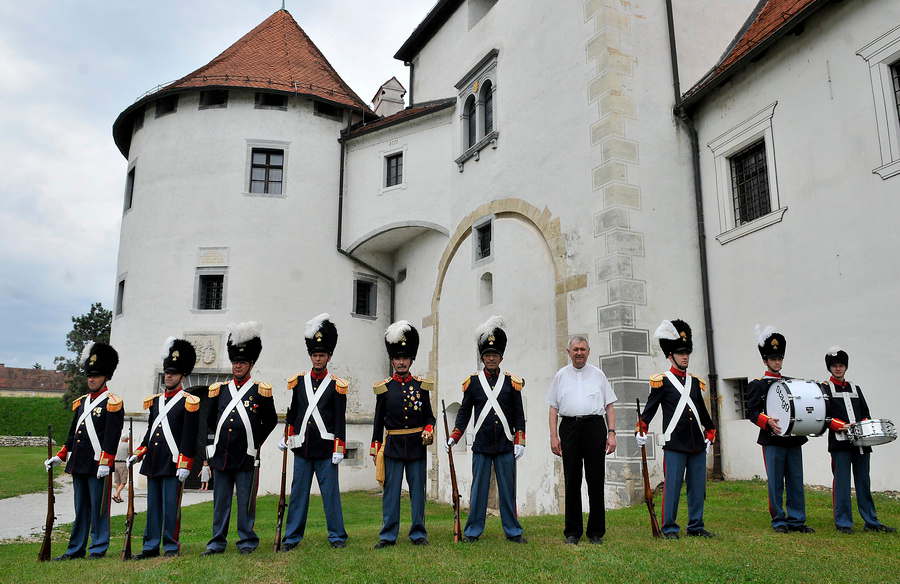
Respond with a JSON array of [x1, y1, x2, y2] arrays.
[[411, 538, 429, 546], [663, 533, 679, 540], [773, 525, 789, 533], [133, 551, 159, 560], [864, 524, 897, 533], [330, 540, 347, 549], [373, 540, 395, 549], [238, 548, 255, 555], [279, 542, 297, 552], [462, 536, 479, 543], [52, 554, 79, 561], [588, 536, 603, 544], [164, 550, 178, 558], [788, 525, 815, 534], [564, 536, 579, 545], [836, 526, 853, 534], [686, 529, 715, 538], [200, 549, 224, 556], [506, 535, 527, 544], [88, 552, 105, 559]]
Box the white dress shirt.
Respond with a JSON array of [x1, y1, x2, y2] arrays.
[[546, 363, 617, 417]]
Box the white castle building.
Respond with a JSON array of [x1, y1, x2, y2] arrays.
[[110, 0, 900, 512]]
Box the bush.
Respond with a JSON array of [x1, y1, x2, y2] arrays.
[[0, 397, 73, 438]]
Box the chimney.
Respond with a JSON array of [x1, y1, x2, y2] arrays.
[[372, 76, 406, 118]]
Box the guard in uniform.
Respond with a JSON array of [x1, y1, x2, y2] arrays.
[[44, 342, 124, 560], [821, 347, 895, 534], [636, 320, 716, 539], [371, 320, 435, 548], [446, 316, 526, 543], [746, 326, 813, 533], [202, 322, 278, 555], [128, 338, 200, 558], [278, 313, 349, 550]]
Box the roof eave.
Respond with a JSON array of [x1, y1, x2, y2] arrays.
[[344, 98, 456, 140], [393, 0, 463, 62]]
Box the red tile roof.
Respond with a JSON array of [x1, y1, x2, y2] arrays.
[[682, 0, 829, 107], [0, 366, 67, 392], [346, 98, 455, 139]]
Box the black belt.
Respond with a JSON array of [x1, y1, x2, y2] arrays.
[[561, 414, 603, 421]]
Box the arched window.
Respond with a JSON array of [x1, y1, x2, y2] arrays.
[[480, 272, 493, 306], [481, 81, 493, 134], [465, 95, 477, 149]]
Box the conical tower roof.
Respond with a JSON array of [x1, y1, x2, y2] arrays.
[[113, 9, 371, 156]]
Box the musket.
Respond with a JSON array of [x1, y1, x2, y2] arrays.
[[174, 480, 184, 552], [636, 399, 662, 538], [248, 456, 261, 517], [122, 417, 135, 560], [274, 424, 289, 552], [37, 425, 54, 561], [441, 400, 462, 543]]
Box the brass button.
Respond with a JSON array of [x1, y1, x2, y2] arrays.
[[154, 442, 158, 446], [76, 439, 81, 443], [228, 429, 232, 432]]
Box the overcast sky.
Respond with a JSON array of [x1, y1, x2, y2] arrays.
[[0, 0, 435, 369]]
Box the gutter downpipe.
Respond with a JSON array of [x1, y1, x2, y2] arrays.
[[336, 117, 396, 324], [665, 0, 723, 479]]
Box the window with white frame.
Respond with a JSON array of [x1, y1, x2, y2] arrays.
[[194, 267, 227, 311], [857, 24, 900, 179], [472, 216, 493, 264], [707, 102, 786, 244], [385, 152, 403, 187], [455, 49, 499, 171]]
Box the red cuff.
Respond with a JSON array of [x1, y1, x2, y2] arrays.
[[369, 441, 381, 456], [635, 420, 648, 433], [334, 438, 346, 454], [99, 451, 115, 466], [450, 428, 463, 442], [514, 430, 526, 446], [755, 414, 770, 429], [134, 446, 148, 458], [829, 418, 848, 431], [177, 454, 193, 470], [55, 446, 68, 460], [861, 417, 870, 422], [288, 424, 297, 436], [705, 429, 717, 442], [424, 424, 434, 433]]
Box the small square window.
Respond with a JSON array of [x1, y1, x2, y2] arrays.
[[249, 148, 284, 195], [115, 279, 125, 316], [385, 153, 403, 187], [155, 95, 178, 117], [353, 278, 376, 318], [474, 222, 492, 260], [727, 378, 751, 418], [197, 274, 225, 310], [199, 90, 228, 109], [729, 141, 771, 226], [314, 101, 343, 121], [124, 167, 136, 211], [255, 92, 288, 110]]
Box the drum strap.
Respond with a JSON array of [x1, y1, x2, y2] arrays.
[[830, 380, 861, 451], [661, 372, 704, 445]]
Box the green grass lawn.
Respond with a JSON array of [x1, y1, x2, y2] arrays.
[[0, 447, 58, 499], [0, 481, 897, 583]]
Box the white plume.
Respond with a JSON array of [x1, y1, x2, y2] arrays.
[[304, 313, 331, 339], [476, 315, 505, 343], [827, 345, 844, 356], [80, 341, 95, 367], [160, 336, 177, 360], [754, 324, 780, 347], [654, 320, 680, 340], [385, 320, 412, 343], [228, 321, 262, 345]]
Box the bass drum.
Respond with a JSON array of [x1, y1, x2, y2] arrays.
[[765, 379, 827, 437]]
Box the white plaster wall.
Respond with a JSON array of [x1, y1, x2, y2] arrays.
[[693, 0, 900, 490]]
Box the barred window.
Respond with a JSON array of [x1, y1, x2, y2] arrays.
[[385, 153, 403, 187], [892, 61, 900, 125], [729, 141, 770, 225], [353, 277, 376, 318], [250, 149, 283, 195], [728, 378, 752, 418], [198, 274, 224, 310], [475, 222, 492, 260]]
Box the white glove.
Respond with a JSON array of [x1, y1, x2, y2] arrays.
[[635, 433, 648, 447], [176, 468, 190, 482], [44, 456, 62, 471], [331, 452, 344, 465], [705, 439, 712, 454], [514, 444, 525, 460], [97, 465, 111, 479], [278, 437, 289, 451], [445, 438, 456, 452], [126, 454, 139, 467]]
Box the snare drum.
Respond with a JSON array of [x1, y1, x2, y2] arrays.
[[849, 419, 897, 447], [765, 380, 827, 437]]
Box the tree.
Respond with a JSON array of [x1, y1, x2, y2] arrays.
[[55, 302, 112, 406], [32, 362, 43, 369]]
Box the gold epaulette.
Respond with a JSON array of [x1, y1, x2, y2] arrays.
[[184, 393, 201, 412], [649, 374, 664, 389], [373, 379, 389, 395], [461, 375, 473, 392], [287, 372, 304, 391], [507, 372, 525, 391], [208, 382, 222, 397], [257, 382, 273, 397], [72, 395, 85, 411], [333, 375, 349, 395], [143, 394, 160, 410], [415, 376, 434, 391], [695, 377, 707, 391], [106, 394, 123, 412]]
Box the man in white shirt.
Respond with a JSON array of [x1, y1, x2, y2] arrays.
[[547, 336, 617, 544]]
